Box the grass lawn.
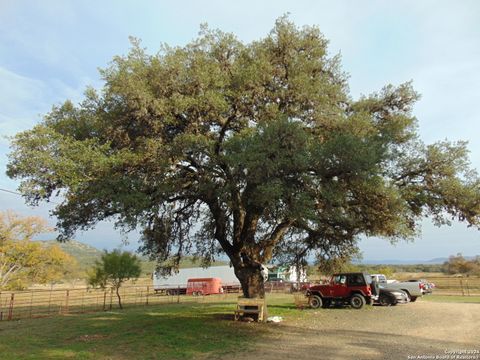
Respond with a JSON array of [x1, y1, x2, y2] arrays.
[[421, 294, 480, 303], [0, 294, 299, 360]]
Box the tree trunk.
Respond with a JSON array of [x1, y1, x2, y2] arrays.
[[116, 286, 123, 309], [235, 265, 265, 299], [296, 263, 301, 290]]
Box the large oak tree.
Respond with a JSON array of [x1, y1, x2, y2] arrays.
[[7, 18, 480, 298]]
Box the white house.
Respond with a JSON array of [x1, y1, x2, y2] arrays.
[[268, 265, 307, 282]]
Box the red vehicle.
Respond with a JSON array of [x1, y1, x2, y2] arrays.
[[186, 278, 223, 296], [307, 272, 375, 309]]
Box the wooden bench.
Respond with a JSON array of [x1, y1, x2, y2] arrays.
[[234, 297, 267, 322]]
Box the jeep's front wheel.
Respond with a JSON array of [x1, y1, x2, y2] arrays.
[[309, 295, 323, 309], [350, 294, 366, 309]]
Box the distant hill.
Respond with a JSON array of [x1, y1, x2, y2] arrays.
[[360, 259, 445, 265], [39, 240, 103, 270], [360, 256, 478, 265], [39, 240, 229, 275]]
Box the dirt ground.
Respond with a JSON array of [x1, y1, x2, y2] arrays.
[[223, 301, 480, 360]]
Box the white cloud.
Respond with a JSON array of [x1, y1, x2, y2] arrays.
[[0, 66, 47, 122], [0, 65, 96, 136]]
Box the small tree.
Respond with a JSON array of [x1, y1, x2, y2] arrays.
[[316, 249, 362, 276], [88, 250, 141, 309]]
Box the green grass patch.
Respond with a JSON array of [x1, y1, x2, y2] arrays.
[[421, 295, 480, 303], [0, 294, 299, 360]]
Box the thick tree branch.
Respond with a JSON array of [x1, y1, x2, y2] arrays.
[[259, 219, 294, 262]]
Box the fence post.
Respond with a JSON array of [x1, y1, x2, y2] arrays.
[[146, 286, 149, 306], [64, 290, 70, 314], [29, 291, 34, 318], [8, 293, 14, 321], [465, 279, 470, 296], [109, 288, 113, 310], [81, 291, 85, 312], [103, 290, 107, 311], [460, 279, 465, 296], [177, 286, 180, 304], [48, 287, 53, 314]]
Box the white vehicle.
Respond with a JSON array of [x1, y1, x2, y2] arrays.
[[370, 274, 396, 284], [370, 274, 424, 302]]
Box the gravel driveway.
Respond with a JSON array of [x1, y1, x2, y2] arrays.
[[223, 300, 480, 360]]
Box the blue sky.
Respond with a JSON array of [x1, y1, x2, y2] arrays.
[[0, 0, 479, 261]]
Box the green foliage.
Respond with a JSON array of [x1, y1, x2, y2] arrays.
[[40, 239, 102, 273], [88, 250, 141, 289], [88, 250, 141, 308], [350, 263, 443, 274], [368, 266, 395, 277], [316, 250, 362, 275], [7, 17, 480, 297]]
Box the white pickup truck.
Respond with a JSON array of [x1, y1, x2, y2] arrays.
[[370, 274, 424, 302]]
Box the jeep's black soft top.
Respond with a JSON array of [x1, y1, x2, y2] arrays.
[[331, 272, 372, 286]]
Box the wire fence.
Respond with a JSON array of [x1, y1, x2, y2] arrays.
[[0, 282, 297, 322], [413, 276, 480, 296], [0, 277, 477, 322]]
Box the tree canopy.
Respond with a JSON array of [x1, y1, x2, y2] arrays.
[[7, 17, 480, 297], [88, 250, 141, 308], [443, 253, 480, 276], [0, 211, 77, 290]]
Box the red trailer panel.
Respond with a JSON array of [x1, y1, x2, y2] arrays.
[[186, 278, 223, 295]]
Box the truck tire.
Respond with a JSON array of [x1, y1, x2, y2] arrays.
[[410, 296, 417, 302], [350, 294, 366, 309], [309, 295, 323, 309]]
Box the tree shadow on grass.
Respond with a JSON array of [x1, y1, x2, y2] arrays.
[[0, 304, 264, 360]]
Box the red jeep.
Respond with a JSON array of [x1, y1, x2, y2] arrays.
[[307, 272, 375, 309]]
